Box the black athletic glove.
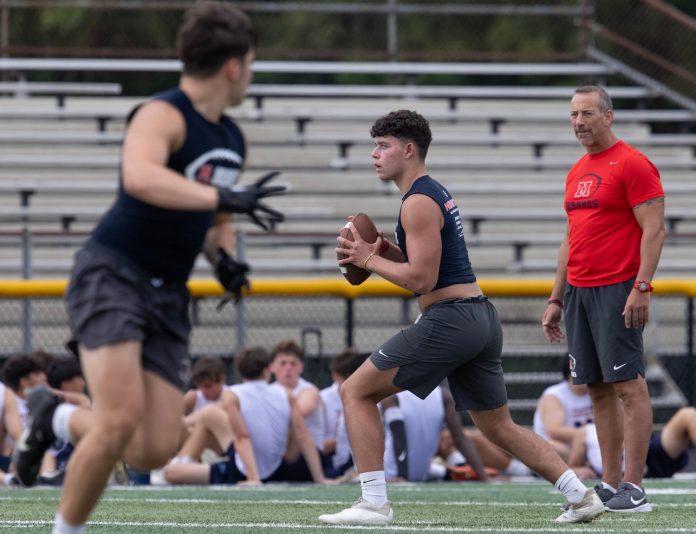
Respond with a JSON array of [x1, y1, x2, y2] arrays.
[[213, 248, 250, 310], [217, 171, 287, 231]]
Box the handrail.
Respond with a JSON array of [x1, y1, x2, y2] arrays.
[[2, 278, 696, 299], [0, 57, 613, 76]]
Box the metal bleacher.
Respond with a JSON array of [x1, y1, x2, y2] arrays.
[[0, 59, 694, 422]]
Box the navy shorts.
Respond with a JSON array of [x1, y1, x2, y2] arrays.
[[65, 243, 192, 391], [370, 296, 506, 411], [564, 279, 645, 385], [645, 433, 689, 478], [265, 451, 322, 483], [209, 444, 247, 484]]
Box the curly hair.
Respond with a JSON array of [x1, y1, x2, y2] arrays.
[[370, 110, 432, 159]]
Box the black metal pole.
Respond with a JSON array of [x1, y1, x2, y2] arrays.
[[687, 296, 694, 405], [345, 299, 354, 348]]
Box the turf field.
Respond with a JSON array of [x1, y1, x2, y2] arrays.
[[1, 479, 696, 533]]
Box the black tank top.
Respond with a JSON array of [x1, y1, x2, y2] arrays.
[[91, 88, 246, 283], [395, 175, 476, 291]]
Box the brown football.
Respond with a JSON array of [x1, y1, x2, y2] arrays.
[[337, 212, 379, 285]]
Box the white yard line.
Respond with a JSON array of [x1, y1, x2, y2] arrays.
[[1, 520, 696, 532], [2, 495, 696, 508]]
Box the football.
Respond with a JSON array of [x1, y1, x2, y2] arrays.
[[337, 212, 379, 285]]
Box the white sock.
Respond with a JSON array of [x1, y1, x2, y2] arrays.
[[52, 512, 85, 534], [555, 469, 588, 504], [359, 470, 388, 506], [2, 473, 14, 486], [446, 450, 466, 467], [52, 403, 78, 443], [504, 457, 532, 476], [601, 482, 617, 494], [428, 460, 447, 480]]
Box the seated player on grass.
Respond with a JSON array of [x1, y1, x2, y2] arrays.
[[382, 385, 490, 483], [37, 357, 91, 486], [568, 406, 696, 488], [164, 346, 328, 485], [183, 356, 228, 417], [321, 349, 369, 479], [270, 339, 326, 454]]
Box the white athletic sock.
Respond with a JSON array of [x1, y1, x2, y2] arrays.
[[428, 460, 447, 480], [359, 470, 388, 506], [52, 403, 78, 443], [2, 473, 14, 486], [555, 469, 588, 504], [504, 457, 532, 476], [601, 481, 617, 494], [446, 450, 466, 467], [52, 512, 85, 534]]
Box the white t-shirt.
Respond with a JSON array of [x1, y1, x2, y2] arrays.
[[320, 382, 342, 441], [228, 380, 290, 479], [532, 381, 594, 440], [384, 387, 444, 482], [191, 388, 223, 413]]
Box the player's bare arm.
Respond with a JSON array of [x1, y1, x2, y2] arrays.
[[442, 388, 488, 481], [203, 215, 235, 261], [2, 388, 22, 442], [295, 387, 322, 419], [224, 391, 261, 484], [539, 395, 582, 444], [288, 393, 327, 483], [542, 225, 569, 343], [121, 100, 218, 210], [623, 196, 665, 329]]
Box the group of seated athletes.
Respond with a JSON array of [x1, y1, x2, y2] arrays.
[[1, 345, 695, 487]]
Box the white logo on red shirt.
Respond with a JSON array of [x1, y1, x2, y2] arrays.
[[574, 181, 593, 198]]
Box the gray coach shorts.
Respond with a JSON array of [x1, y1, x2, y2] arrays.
[[370, 296, 507, 411], [65, 243, 192, 391], [564, 278, 644, 385]]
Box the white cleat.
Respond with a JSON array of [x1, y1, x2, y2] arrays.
[[319, 498, 394, 526], [555, 488, 605, 523]]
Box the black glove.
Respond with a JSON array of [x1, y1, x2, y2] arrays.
[[217, 171, 287, 231], [213, 248, 250, 310]]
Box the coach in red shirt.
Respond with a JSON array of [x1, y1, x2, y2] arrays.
[[542, 86, 665, 513]]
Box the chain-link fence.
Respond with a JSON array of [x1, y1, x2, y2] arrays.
[[1, 292, 693, 401], [590, 0, 696, 111]]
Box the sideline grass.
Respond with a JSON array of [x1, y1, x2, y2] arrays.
[[1, 479, 696, 533]]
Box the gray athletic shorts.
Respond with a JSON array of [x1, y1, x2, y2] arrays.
[[370, 296, 506, 411], [65, 243, 192, 391], [564, 278, 644, 385]]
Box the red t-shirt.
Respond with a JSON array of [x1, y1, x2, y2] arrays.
[[564, 141, 663, 287]]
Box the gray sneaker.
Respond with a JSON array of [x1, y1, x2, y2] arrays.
[[594, 484, 616, 505], [605, 482, 652, 513]]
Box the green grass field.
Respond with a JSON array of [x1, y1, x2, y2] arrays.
[[2, 479, 696, 533]]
